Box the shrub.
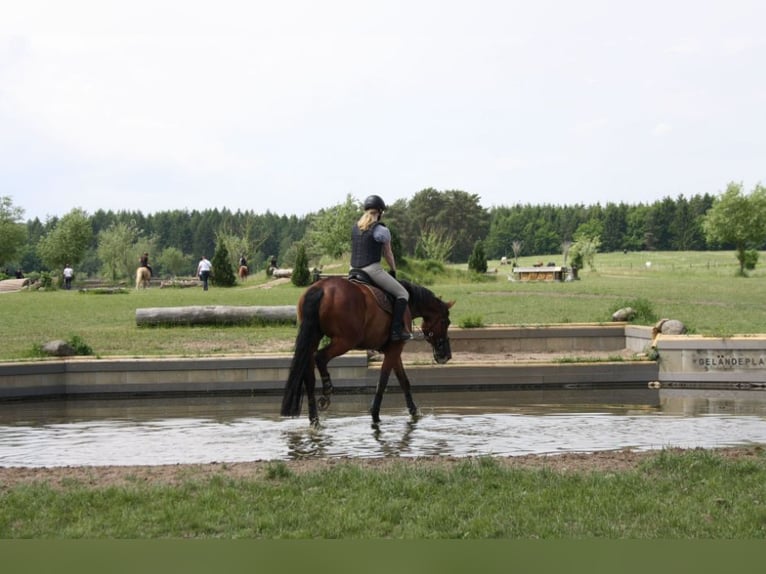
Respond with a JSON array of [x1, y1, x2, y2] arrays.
[[743, 249, 759, 271], [291, 244, 311, 287], [211, 241, 237, 287], [460, 315, 485, 328], [467, 240, 488, 274]]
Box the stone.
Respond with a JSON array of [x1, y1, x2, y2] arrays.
[[653, 318, 686, 336], [42, 340, 76, 357], [612, 307, 635, 322]]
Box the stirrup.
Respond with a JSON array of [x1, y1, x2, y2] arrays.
[[390, 331, 414, 342]]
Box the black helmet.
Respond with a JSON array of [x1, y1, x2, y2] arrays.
[[363, 195, 386, 212]]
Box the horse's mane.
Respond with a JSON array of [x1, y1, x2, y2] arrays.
[[399, 279, 439, 309]]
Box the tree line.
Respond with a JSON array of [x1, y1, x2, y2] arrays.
[[2, 182, 765, 281]]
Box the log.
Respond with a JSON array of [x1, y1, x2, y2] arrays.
[[136, 305, 297, 326]]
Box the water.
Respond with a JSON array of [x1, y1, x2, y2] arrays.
[[1, 389, 766, 467]]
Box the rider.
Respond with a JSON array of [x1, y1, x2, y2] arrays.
[[139, 252, 153, 277], [350, 194, 413, 341], [238, 254, 248, 269]]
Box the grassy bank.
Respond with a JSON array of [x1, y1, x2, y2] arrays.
[[2, 449, 765, 538], [1, 250, 765, 361]]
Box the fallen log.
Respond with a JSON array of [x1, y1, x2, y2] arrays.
[[136, 305, 297, 326]]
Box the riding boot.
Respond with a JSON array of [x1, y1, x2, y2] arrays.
[[390, 297, 413, 341]]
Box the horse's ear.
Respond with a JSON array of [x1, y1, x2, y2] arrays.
[[446, 300, 455, 309]]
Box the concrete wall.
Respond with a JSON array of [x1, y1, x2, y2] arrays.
[[3, 324, 766, 400]]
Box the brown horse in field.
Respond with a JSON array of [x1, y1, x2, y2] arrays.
[[238, 265, 249, 281], [281, 276, 454, 425]]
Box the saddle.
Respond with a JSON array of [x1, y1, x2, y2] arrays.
[[347, 269, 394, 314]]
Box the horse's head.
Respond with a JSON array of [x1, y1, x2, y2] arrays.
[[419, 299, 454, 365]]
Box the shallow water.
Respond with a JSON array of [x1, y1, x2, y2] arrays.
[[1, 389, 765, 467]]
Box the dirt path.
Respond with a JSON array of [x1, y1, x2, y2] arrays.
[[2, 447, 762, 489]]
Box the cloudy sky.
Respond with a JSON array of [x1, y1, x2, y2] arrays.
[[2, 0, 764, 221]]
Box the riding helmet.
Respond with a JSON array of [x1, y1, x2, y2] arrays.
[[363, 195, 386, 212]]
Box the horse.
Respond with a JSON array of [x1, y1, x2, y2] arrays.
[[135, 266, 151, 289], [280, 276, 454, 426], [238, 265, 249, 281]]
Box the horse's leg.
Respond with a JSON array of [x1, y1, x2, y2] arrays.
[[370, 349, 402, 423], [392, 356, 419, 417], [314, 338, 353, 411], [305, 355, 320, 427]]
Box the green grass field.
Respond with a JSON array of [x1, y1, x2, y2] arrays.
[[1, 250, 764, 361], [2, 450, 766, 538]]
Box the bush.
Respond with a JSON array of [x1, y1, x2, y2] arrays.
[[467, 240, 488, 274], [291, 244, 311, 287], [211, 241, 237, 287], [743, 249, 759, 271]]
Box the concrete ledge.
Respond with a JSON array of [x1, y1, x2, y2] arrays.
[[405, 324, 628, 355], [4, 325, 766, 401], [656, 335, 766, 384]]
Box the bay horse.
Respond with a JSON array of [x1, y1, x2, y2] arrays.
[[238, 265, 249, 281], [135, 266, 151, 289], [281, 276, 454, 425]]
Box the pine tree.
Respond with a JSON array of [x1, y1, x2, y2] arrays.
[[291, 243, 311, 287], [211, 239, 236, 287], [468, 240, 488, 273]]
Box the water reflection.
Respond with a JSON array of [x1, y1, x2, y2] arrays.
[[1, 390, 765, 468]]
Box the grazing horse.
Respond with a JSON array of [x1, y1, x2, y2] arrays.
[[281, 276, 454, 425], [238, 265, 249, 281], [135, 267, 151, 289]]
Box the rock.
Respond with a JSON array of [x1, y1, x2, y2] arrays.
[[653, 318, 686, 336], [612, 307, 635, 322], [42, 340, 76, 357]]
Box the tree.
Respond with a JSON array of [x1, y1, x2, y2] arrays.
[[37, 208, 93, 273], [414, 226, 455, 262], [570, 235, 601, 271], [303, 195, 358, 260], [211, 240, 236, 287], [467, 240, 488, 273], [157, 247, 189, 278], [97, 221, 141, 281], [0, 196, 27, 269], [703, 182, 766, 275], [291, 243, 311, 287]]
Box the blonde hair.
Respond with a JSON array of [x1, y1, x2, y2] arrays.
[[357, 209, 379, 231]]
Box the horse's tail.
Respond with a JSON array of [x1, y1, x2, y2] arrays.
[[280, 286, 324, 417]]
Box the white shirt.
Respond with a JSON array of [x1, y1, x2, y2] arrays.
[[197, 259, 212, 274], [63, 267, 73, 278]]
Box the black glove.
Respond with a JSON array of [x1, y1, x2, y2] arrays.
[[388, 269, 396, 279]]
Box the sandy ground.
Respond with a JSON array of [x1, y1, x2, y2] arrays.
[[2, 447, 763, 490]]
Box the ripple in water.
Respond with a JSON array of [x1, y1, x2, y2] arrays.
[[2, 410, 766, 468]]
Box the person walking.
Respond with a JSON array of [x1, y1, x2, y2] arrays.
[[196, 256, 212, 291], [63, 264, 74, 290], [350, 195, 412, 341]]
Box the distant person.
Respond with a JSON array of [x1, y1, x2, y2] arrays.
[[63, 264, 74, 290], [197, 256, 212, 291], [239, 254, 248, 269], [139, 252, 153, 277]]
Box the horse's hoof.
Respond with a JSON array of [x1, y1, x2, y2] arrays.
[[317, 396, 331, 411], [409, 407, 420, 418]]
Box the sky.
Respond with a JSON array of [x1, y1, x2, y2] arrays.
[[2, 0, 765, 221]]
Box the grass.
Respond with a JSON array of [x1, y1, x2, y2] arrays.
[[1, 449, 765, 538], [1, 251, 765, 361]]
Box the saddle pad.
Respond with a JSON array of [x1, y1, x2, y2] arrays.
[[349, 279, 393, 314]]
